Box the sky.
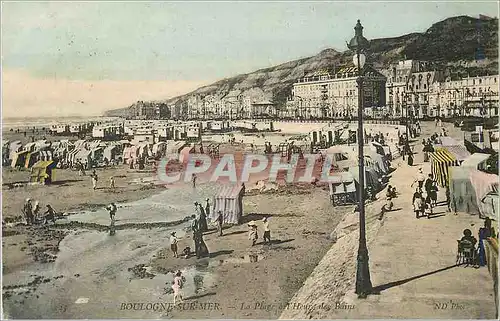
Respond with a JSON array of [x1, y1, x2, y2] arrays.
[[2, 1, 498, 118]]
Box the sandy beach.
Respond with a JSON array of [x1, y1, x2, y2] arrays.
[[2, 120, 488, 319], [1, 125, 351, 319]]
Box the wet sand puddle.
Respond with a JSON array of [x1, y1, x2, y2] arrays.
[[63, 182, 222, 226], [2, 183, 231, 318]]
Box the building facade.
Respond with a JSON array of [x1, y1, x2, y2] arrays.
[[384, 60, 444, 119], [289, 65, 386, 119], [429, 75, 499, 118]]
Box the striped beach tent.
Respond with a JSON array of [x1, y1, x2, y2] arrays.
[[212, 184, 245, 224], [429, 148, 460, 187]]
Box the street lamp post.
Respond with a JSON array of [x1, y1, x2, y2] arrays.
[[347, 19, 373, 299]]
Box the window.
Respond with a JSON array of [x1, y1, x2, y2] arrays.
[[479, 79, 482, 84], [423, 84, 427, 89]]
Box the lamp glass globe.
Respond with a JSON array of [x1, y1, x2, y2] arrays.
[[352, 53, 366, 68]]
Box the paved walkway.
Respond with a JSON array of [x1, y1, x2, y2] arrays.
[[280, 146, 497, 319]]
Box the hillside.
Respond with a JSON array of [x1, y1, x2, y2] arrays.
[[105, 15, 498, 117]]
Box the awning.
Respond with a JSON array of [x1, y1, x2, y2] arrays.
[[32, 160, 55, 169], [430, 149, 457, 165], [216, 184, 244, 199], [438, 137, 460, 146], [442, 145, 470, 161], [462, 153, 491, 169]]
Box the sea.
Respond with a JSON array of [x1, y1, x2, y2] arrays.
[[2, 116, 121, 129]]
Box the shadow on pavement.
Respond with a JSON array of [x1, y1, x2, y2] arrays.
[[209, 250, 234, 258], [372, 264, 458, 294], [185, 292, 216, 301]]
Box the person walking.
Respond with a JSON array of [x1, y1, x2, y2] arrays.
[[198, 203, 208, 232], [445, 186, 452, 212], [192, 174, 197, 188], [43, 204, 57, 224], [23, 199, 34, 225], [204, 198, 210, 217], [106, 203, 117, 221], [425, 197, 433, 219], [215, 211, 224, 236], [109, 176, 115, 190], [413, 189, 423, 219], [91, 170, 98, 190], [429, 181, 438, 207], [33, 201, 41, 222], [262, 217, 271, 244], [170, 232, 179, 258], [248, 221, 258, 246], [171, 271, 184, 304], [412, 168, 426, 192]]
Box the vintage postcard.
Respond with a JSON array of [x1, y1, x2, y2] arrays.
[[1, 1, 498, 319]]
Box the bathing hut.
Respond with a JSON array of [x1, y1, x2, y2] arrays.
[[152, 142, 167, 158], [25, 151, 40, 168], [30, 160, 58, 185], [179, 145, 195, 163], [11, 150, 29, 168], [328, 171, 357, 205], [212, 184, 245, 224]]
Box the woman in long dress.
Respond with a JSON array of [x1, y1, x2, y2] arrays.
[[194, 229, 209, 258], [172, 271, 184, 304]]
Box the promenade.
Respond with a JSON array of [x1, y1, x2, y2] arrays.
[[280, 137, 497, 319]]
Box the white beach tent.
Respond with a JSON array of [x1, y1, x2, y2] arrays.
[[212, 184, 245, 224]]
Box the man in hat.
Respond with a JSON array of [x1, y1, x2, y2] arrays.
[[170, 232, 179, 258], [262, 217, 271, 244], [23, 198, 34, 225]]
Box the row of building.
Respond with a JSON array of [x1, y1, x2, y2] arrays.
[[126, 59, 499, 120], [288, 59, 499, 119]]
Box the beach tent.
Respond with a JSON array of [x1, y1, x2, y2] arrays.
[[76, 149, 92, 167], [461, 153, 491, 171], [39, 150, 53, 161], [179, 146, 195, 163], [30, 160, 57, 185], [479, 191, 499, 221], [23, 142, 37, 152], [328, 171, 357, 205], [152, 142, 167, 158], [348, 166, 382, 193], [429, 148, 460, 187], [442, 145, 470, 162], [9, 141, 23, 160], [166, 141, 187, 154], [103, 145, 119, 161], [91, 147, 104, 162], [367, 151, 389, 176], [469, 170, 499, 220], [25, 151, 40, 168], [212, 184, 245, 224], [11, 150, 29, 168], [448, 167, 480, 215]]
